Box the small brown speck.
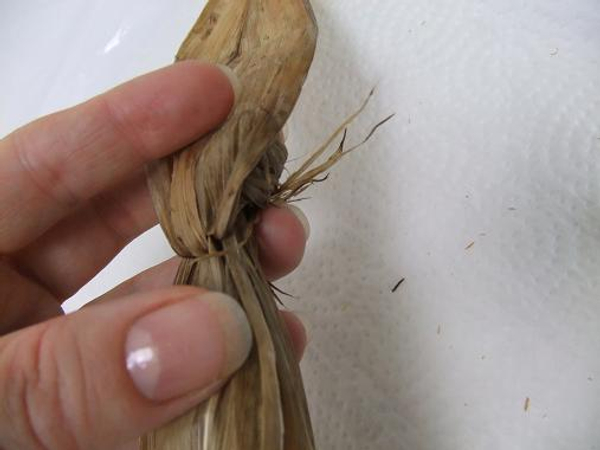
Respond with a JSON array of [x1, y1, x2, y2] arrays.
[[465, 241, 475, 250], [392, 278, 405, 293], [524, 397, 530, 412]]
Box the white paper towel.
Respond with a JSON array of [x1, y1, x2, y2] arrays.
[[1, 1, 599, 449]]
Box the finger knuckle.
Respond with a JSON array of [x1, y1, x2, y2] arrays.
[[10, 124, 81, 210], [0, 323, 85, 450]]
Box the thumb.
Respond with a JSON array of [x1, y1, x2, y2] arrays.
[[0, 287, 252, 450]]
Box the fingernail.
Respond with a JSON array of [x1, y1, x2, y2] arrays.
[[278, 124, 289, 143], [287, 205, 310, 240], [216, 64, 241, 103], [125, 292, 252, 401]]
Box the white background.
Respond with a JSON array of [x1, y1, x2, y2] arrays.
[[1, 1, 599, 449]]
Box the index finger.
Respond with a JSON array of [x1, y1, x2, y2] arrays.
[[0, 61, 235, 253]]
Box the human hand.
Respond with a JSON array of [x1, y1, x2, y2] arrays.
[[0, 61, 309, 450]]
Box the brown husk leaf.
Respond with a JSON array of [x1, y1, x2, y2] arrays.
[[140, 1, 392, 448], [141, 1, 318, 449]]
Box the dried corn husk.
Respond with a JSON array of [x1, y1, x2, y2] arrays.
[[141, 1, 318, 449]]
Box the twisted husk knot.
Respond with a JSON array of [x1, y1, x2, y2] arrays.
[[149, 109, 288, 262]]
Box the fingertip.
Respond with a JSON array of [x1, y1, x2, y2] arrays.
[[256, 206, 308, 281], [280, 311, 307, 361], [167, 61, 236, 135], [104, 61, 237, 159], [125, 291, 251, 402]]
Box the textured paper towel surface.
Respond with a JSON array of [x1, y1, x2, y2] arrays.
[[1, 1, 599, 449]]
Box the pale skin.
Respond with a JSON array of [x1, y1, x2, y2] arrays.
[[0, 62, 308, 450]]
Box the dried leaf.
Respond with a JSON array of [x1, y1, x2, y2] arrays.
[[142, 1, 318, 449]]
